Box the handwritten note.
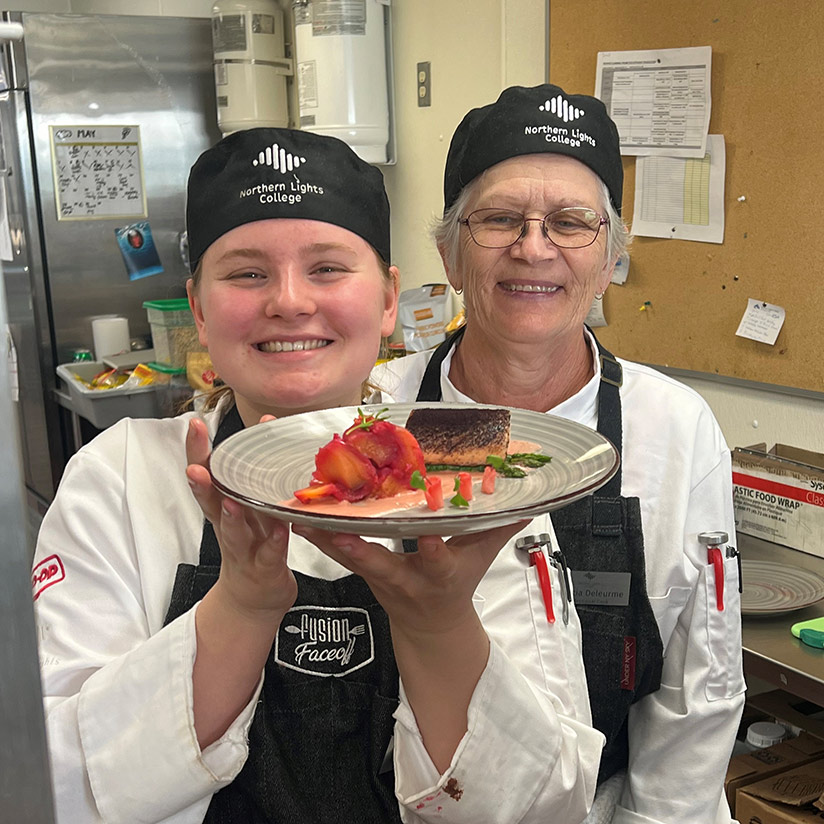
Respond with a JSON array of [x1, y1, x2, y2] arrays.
[[50, 125, 146, 221], [735, 298, 786, 345]]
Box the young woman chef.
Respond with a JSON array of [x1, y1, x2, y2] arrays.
[[32, 126, 603, 824]]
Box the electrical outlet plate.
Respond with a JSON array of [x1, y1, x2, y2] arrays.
[[417, 61, 431, 107]]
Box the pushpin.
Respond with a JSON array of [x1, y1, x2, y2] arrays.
[[639, 300, 652, 312]]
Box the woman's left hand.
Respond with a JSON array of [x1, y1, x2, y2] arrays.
[[293, 519, 530, 771], [291, 521, 528, 634]]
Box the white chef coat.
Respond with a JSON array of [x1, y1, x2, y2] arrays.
[[371, 330, 746, 824], [33, 396, 604, 824]]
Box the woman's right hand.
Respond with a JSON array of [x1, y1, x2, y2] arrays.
[[186, 416, 298, 748], [186, 417, 298, 618]]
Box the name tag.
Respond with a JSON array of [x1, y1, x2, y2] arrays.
[[570, 571, 631, 606]]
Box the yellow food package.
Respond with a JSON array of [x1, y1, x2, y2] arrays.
[[187, 351, 220, 392]]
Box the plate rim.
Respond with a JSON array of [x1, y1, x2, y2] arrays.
[[740, 559, 824, 615]]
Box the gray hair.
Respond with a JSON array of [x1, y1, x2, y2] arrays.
[[432, 176, 630, 275]]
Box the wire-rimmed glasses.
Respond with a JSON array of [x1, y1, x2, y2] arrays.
[[459, 207, 608, 249]]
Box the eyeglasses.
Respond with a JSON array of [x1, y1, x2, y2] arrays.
[[459, 207, 608, 250]]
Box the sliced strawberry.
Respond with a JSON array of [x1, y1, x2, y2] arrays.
[[481, 465, 496, 495], [312, 435, 377, 500], [457, 471, 473, 501], [423, 476, 444, 511]]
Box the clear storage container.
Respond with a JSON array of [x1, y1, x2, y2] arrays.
[[147, 362, 192, 417], [142, 298, 206, 368]]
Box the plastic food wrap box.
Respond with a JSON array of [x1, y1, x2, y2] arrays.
[[55, 361, 159, 429], [733, 443, 824, 560]]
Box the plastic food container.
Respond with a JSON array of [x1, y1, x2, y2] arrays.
[[143, 298, 205, 368], [147, 361, 192, 417], [55, 361, 159, 429]]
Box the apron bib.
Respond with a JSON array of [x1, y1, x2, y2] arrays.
[[413, 328, 663, 785], [164, 406, 402, 824]]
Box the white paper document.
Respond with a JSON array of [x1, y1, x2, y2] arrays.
[[631, 134, 725, 244], [610, 252, 630, 285], [595, 46, 711, 157], [50, 125, 147, 221], [586, 297, 607, 328], [735, 299, 786, 345]]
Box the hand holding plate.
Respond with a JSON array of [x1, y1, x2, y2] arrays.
[[186, 417, 297, 618], [292, 519, 528, 634]]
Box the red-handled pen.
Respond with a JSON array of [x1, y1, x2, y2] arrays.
[[516, 534, 555, 623], [708, 547, 725, 611], [699, 532, 728, 612], [530, 549, 555, 623]]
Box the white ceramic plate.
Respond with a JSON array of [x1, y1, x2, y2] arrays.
[[741, 560, 824, 616], [209, 402, 620, 537]]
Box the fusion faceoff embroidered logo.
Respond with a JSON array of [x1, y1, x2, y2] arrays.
[[275, 606, 374, 677]]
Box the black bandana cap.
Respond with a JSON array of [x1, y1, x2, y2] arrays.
[[186, 127, 390, 270], [443, 84, 623, 214]]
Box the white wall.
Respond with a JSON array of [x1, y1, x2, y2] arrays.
[[678, 375, 824, 454], [5, 0, 822, 457], [381, 0, 547, 301]]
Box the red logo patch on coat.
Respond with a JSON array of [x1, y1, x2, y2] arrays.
[[620, 636, 636, 690], [32, 555, 65, 600]]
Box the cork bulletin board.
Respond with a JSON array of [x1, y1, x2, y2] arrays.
[[549, 0, 824, 393]]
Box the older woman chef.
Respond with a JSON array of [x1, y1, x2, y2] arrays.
[[375, 84, 745, 823]]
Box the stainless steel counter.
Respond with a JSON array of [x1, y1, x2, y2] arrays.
[[739, 534, 824, 704]]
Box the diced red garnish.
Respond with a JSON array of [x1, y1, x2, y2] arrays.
[[481, 465, 496, 494], [423, 476, 444, 511], [457, 471, 473, 501]]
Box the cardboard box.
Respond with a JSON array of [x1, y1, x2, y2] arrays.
[[732, 444, 824, 559], [736, 757, 824, 823], [726, 733, 824, 816]]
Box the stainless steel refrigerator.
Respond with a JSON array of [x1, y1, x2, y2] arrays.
[[0, 12, 221, 520]]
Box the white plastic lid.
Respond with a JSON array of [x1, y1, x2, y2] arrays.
[[746, 721, 787, 749]]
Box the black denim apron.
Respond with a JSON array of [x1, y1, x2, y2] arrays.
[[164, 405, 402, 824], [412, 327, 663, 785]]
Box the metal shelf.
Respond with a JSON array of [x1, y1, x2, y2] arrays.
[[740, 534, 824, 706]]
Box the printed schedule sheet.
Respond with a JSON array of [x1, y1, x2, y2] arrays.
[[595, 46, 711, 158]]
